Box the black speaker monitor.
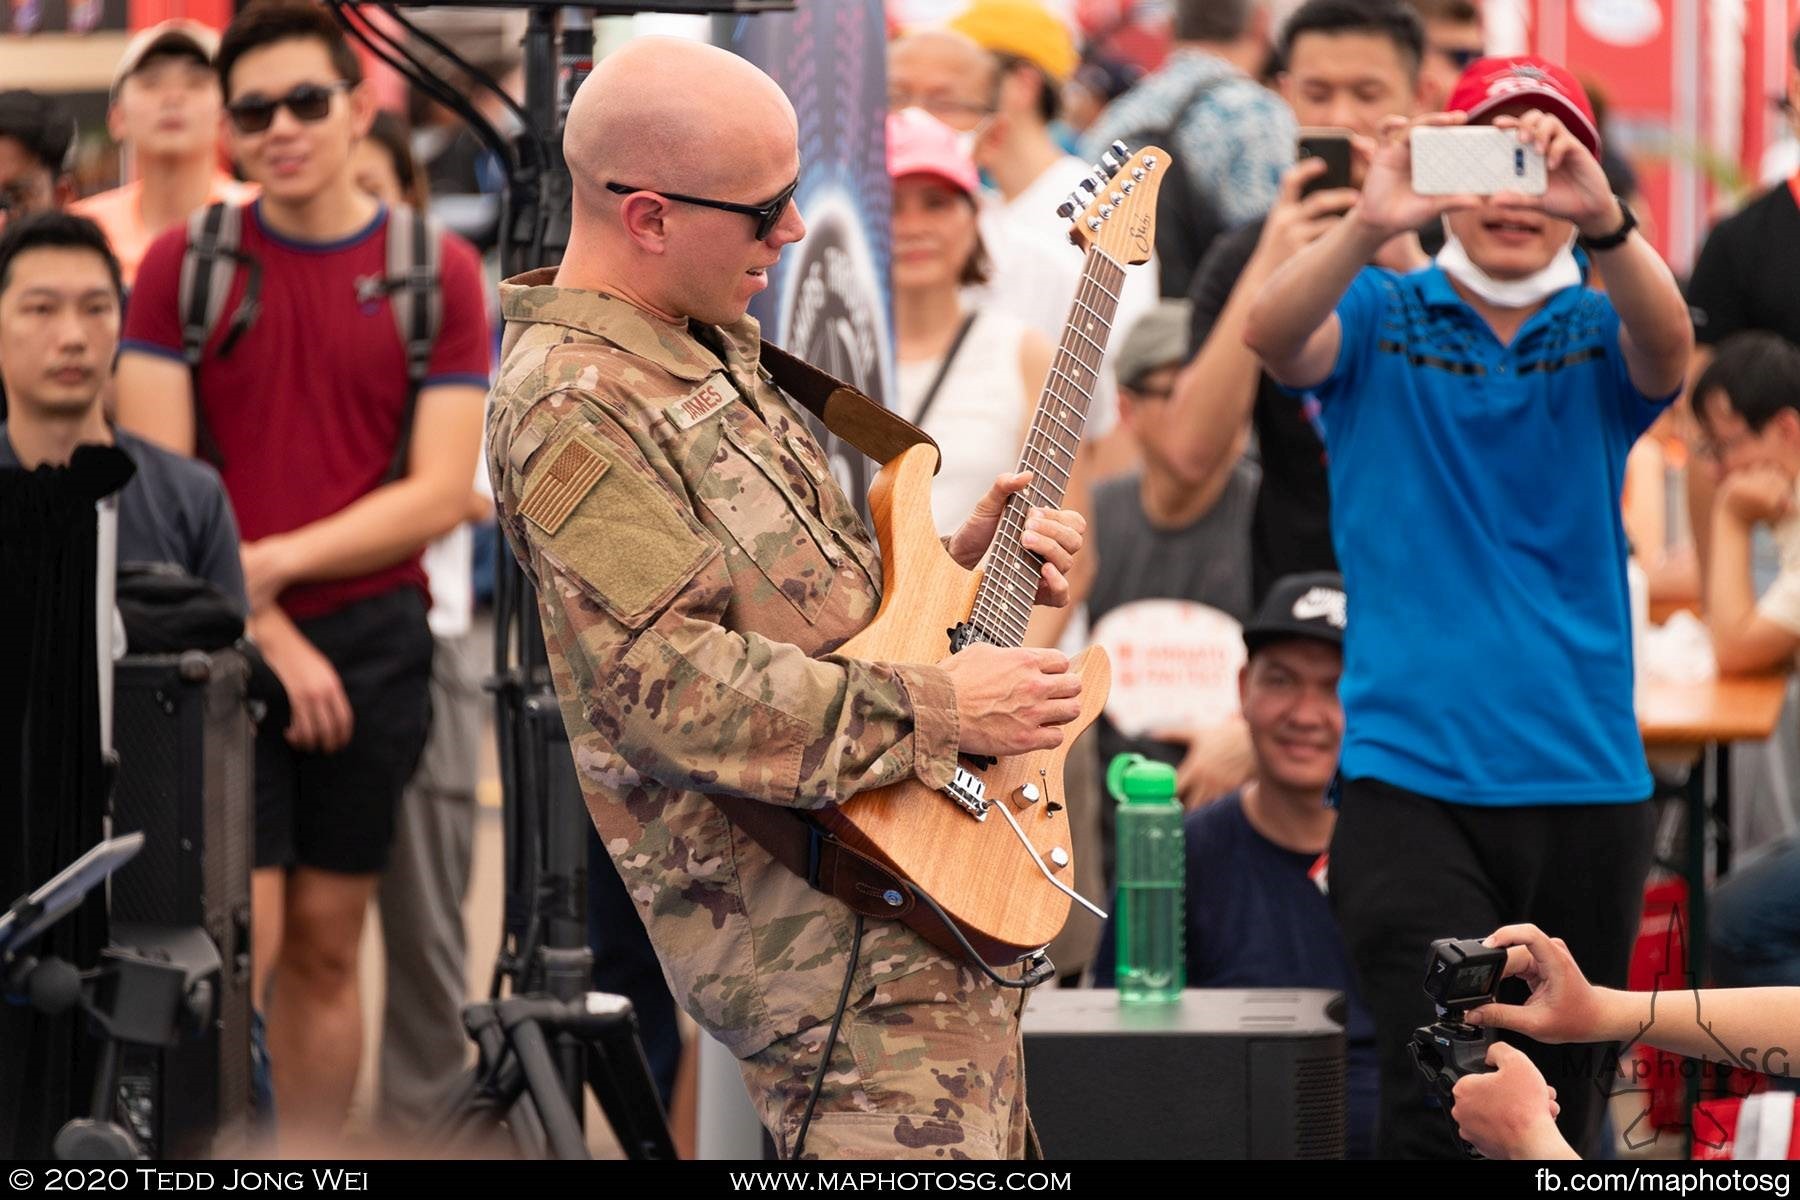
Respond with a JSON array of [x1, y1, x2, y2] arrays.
[[1022, 989, 1348, 1159]]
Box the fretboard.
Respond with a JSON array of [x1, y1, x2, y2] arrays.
[[968, 247, 1128, 647]]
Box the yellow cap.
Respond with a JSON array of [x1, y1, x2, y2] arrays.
[[947, 0, 1079, 86]]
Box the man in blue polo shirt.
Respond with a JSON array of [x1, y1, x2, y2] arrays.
[[1244, 57, 1693, 1158]]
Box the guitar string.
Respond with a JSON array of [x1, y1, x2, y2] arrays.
[[974, 252, 1120, 643], [972, 250, 1123, 644], [972, 248, 1126, 645]]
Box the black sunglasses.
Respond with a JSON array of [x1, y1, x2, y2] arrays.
[[605, 177, 799, 240], [1434, 44, 1485, 71], [226, 81, 350, 134]]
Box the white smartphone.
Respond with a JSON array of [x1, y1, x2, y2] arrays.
[[1410, 125, 1548, 196]]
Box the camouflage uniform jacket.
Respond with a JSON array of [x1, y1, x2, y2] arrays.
[[487, 269, 963, 1058]]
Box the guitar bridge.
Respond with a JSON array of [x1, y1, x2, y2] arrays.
[[943, 767, 989, 821]]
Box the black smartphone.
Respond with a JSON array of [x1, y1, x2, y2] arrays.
[[1296, 129, 1355, 197]]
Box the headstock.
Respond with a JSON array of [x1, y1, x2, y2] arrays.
[[1056, 141, 1167, 266]]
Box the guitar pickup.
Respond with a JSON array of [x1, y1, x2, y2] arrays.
[[943, 767, 989, 820]]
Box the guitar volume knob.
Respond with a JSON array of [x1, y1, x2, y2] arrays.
[[1015, 784, 1041, 806]]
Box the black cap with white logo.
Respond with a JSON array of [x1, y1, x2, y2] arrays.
[[1244, 571, 1347, 656]]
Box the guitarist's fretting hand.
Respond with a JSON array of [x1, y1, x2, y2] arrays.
[[941, 645, 1083, 756], [946, 471, 1086, 609]]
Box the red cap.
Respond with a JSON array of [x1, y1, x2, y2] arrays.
[[1446, 55, 1602, 158], [886, 108, 980, 196]]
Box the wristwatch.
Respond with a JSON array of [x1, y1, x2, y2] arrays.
[[1578, 196, 1638, 253]]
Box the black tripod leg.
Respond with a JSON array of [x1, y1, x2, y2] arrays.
[[429, 1003, 540, 1157], [508, 1017, 589, 1160], [586, 1026, 677, 1160]]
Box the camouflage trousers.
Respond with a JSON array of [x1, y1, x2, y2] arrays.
[[740, 957, 1034, 1160]]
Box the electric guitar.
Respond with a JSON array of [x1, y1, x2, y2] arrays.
[[822, 144, 1167, 965]]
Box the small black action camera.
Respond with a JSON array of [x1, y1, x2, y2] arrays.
[[1423, 937, 1507, 1018], [1409, 937, 1509, 1157]]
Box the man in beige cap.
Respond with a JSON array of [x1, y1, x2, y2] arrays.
[[71, 20, 254, 286]]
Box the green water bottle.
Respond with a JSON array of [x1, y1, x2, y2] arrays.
[[1108, 753, 1185, 1004]]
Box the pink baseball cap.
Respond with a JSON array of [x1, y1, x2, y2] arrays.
[[1447, 55, 1602, 158], [886, 108, 980, 196]]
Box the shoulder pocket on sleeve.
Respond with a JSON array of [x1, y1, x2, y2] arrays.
[[525, 426, 718, 630]]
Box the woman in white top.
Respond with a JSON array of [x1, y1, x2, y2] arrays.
[[888, 107, 1055, 538]]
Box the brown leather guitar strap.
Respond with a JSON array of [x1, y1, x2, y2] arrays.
[[758, 340, 937, 468], [699, 342, 943, 931], [709, 794, 923, 922]]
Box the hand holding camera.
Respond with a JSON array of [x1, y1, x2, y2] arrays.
[[1451, 1042, 1572, 1161], [1442, 923, 1615, 1161], [1253, 154, 1362, 277], [1408, 936, 1510, 1156], [1355, 108, 1620, 241], [1482, 111, 1622, 238], [1351, 113, 1487, 240], [1464, 922, 1616, 1045]]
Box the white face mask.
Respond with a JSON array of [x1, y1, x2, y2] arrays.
[[1435, 223, 1582, 309]]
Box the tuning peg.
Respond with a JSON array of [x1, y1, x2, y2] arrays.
[[1089, 169, 1110, 190], [1100, 150, 1122, 173], [1056, 198, 1078, 220], [1109, 191, 1124, 205], [1142, 154, 1159, 171], [1110, 140, 1128, 160], [1074, 179, 1098, 201]]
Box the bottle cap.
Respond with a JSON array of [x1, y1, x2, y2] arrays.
[[1106, 753, 1177, 805]]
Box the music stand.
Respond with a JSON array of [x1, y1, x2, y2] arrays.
[[0, 833, 143, 965]]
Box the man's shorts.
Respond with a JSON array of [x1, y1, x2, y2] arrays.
[[254, 587, 434, 875]]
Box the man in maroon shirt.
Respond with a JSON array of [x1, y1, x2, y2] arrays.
[[115, 0, 489, 1144]]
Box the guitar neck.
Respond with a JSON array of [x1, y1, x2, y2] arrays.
[[969, 248, 1128, 649]]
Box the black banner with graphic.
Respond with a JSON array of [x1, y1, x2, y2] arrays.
[[726, 1, 894, 514]]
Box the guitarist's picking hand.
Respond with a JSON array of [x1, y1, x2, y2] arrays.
[[947, 471, 1086, 609], [942, 645, 1083, 756]]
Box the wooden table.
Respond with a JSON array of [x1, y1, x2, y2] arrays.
[[1639, 674, 1788, 754], [1638, 672, 1788, 1150]]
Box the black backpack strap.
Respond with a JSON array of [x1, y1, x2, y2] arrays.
[[379, 205, 444, 484], [1139, 74, 1234, 298], [179, 202, 236, 366], [176, 202, 260, 469]]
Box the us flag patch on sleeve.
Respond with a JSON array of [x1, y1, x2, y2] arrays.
[[519, 435, 609, 535]]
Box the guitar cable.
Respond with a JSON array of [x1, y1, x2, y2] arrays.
[[908, 883, 1057, 991], [789, 880, 1058, 1157], [792, 913, 864, 1160]]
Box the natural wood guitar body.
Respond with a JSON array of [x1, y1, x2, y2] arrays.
[[822, 443, 1112, 964]]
